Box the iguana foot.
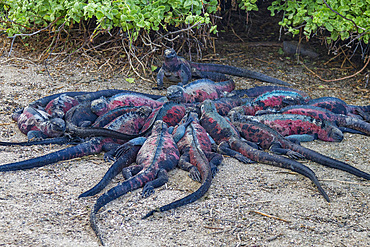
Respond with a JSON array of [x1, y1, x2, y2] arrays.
[[189, 166, 201, 183], [142, 184, 155, 198], [211, 165, 219, 178], [286, 150, 305, 160]]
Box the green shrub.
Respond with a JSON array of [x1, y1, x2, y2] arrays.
[[1, 0, 369, 49], [268, 0, 370, 44], [0, 0, 219, 39]]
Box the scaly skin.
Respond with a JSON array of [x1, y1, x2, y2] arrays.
[[65, 102, 98, 128], [90, 92, 164, 116], [90, 121, 180, 245], [166, 78, 235, 103], [0, 137, 116, 171], [91, 106, 144, 128], [227, 85, 311, 101], [164, 96, 248, 117], [245, 113, 344, 142], [230, 116, 370, 180], [29, 89, 162, 108], [200, 100, 330, 202], [308, 97, 370, 121], [79, 108, 189, 199], [230, 90, 307, 116], [45, 94, 79, 118], [279, 105, 370, 136], [79, 137, 147, 198], [155, 48, 291, 89], [140, 102, 186, 135], [143, 112, 223, 219], [102, 106, 152, 135], [212, 97, 250, 116], [66, 106, 152, 140], [17, 106, 66, 138]]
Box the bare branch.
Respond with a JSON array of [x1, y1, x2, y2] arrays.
[[153, 22, 202, 43], [8, 22, 55, 56]]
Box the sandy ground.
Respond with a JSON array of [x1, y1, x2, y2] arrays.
[[0, 43, 369, 247]]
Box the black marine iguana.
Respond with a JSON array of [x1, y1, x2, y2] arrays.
[[199, 99, 330, 202], [89, 120, 180, 245], [166, 78, 235, 103], [155, 48, 291, 89], [229, 113, 370, 180], [143, 112, 223, 219], [237, 113, 344, 142], [278, 105, 370, 136], [307, 97, 370, 121]]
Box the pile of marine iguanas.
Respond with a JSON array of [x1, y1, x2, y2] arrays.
[[0, 48, 369, 245]]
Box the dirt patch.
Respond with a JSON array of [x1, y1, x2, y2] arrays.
[[0, 42, 369, 247]]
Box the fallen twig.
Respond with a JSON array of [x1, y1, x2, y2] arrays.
[[249, 210, 291, 223], [0, 57, 37, 65], [303, 55, 370, 82], [231, 27, 244, 43]]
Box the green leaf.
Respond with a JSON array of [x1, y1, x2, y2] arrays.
[[126, 78, 135, 83], [184, 0, 193, 8], [325, 22, 333, 32]]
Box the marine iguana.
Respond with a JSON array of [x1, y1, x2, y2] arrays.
[[229, 114, 370, 180], [0, 107, 153, 171], [79, 112, 193, 200], [143, 112, 223, 219], [29, 89, 162, 108], [44, 94, 79, 118], [16, 106, 66, 139], [91, 106, 146, 128], [155, 48, 291, 89], [277, 105, 370, 136], [65, 107, 151, 140], [237, 113, 344, 142], [229, 90, 307, 116], [64, 102, 98, 128], [307, 97, 370, 121], [90, 92, 165, 116], [166, 78, 235, 103], [211, 96, 251, 116], [226, 85, 311, 100], [0, 137, 119, 171], [139, 102, 187, 135], [89, 120, 180, 245], [78, 137, 147, 198], [199, 100, 330, 202]]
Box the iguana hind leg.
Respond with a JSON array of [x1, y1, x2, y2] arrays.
[[142, 169, 169, 198]]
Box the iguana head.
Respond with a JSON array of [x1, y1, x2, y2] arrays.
[[320, 120, 344, 142], [201, 99, 217, 114], [166, 85, 185, 103], [90, 96, 108, 116], [42, 118, 66, 137], [138, 106, 154, 117], [152, 120, 168, 134], [164, 48, 177, 60]]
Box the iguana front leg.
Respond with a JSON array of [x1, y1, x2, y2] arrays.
[[155, 67, 166, 90]]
